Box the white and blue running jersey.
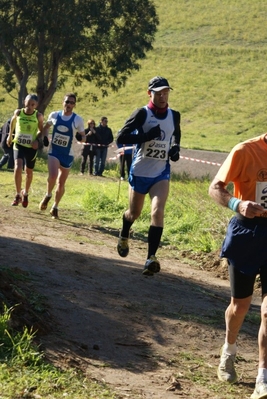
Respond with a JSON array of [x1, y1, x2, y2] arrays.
[[131, 106, 175, 178], [47, 111, 84, 157]]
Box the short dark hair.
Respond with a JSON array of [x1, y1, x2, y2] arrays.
[[101, 116, 107, 122], [64, 93, 76, 102]]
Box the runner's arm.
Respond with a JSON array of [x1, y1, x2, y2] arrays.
[[209, 178, 233, 207], [42, 121, 52, 139], [209, 177, 266, 218], [36, 112, 44, 140], [74, 115, 86, 142], [116, 108, 148, 144], [172, 110, 181, 146]]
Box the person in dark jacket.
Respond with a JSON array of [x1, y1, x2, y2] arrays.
[[80, 119, 97, 175], [0, 119, 14, 170], [117, 143, 133, 181], [117, 129, 137, 181], [93, 116, 113, 176]]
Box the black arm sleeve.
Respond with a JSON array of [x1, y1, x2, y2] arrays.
[[171, 110, 181, 146], [116, 108, 148, 144]]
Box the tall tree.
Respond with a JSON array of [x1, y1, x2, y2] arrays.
[[0, 0, 158, 113]]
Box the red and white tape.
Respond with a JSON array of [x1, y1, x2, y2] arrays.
[[115, 146, 135, 154], [109, 153, 222, 166], [77, 142, 116, 147], [180, 155, 221, 166]]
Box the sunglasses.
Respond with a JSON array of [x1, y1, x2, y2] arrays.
[[64, 100, 75, 105]]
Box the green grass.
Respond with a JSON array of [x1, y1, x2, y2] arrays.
[[0, 1, 264, 396], [1, 0, 267, 152], [1, 150, 232, 255], [3, 155, 230, 254], [0, 305, 118, 399]]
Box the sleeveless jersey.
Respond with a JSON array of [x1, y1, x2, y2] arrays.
[[49, 111, 76, 156], [14, 110, 38, 148], [131, 106, 175, 178]]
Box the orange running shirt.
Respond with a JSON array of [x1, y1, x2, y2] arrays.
[[215, 134, 267, 206]]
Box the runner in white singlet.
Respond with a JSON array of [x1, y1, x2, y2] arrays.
[[116, 76, 181, 276], [39, 93, 85, 219]]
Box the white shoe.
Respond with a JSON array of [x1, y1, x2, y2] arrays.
[[251, 382, 267, 399], [217, 346, 237, 383]]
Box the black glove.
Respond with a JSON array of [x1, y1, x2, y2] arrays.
[[143, 124, 161, 142], [43, 136, 49, 147], [75, 132, 83, 141], [168, 145, 180, 162]]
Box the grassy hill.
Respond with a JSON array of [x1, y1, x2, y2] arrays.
[[1, 0, 267, 152]]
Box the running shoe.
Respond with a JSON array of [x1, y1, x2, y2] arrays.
[[50, 207, 59, 219], [251, 382, 267, 399], [21, 191, 28, 208], [117, 236, 129, 257], [217, 346, 237, 383], [11, 194, 22, 206], [39, 195, 51, 210], [142, 255, 161, 276]]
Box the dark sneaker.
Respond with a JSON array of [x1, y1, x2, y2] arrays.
[[11, 194, 22, 206], [50, 207, 59, 219], [251, 382, 267, 399], [142, 255, 160, 276], [117, 236, 129, 257], [21, 192, 28, 208], [217, 346, 237, 383], [39, 195, 51, 210]]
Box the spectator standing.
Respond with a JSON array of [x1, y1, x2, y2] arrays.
[[93, 116, 113, 176], [116, 76, 181, 276], [117, 144, 133, 181], [209, 133, 267, 399], [80, 119, 97, 175], [7, 94, 44, 207], [0, 119, 14, 170], [117, 129, 137, 180], [39, 93, 85, 219]]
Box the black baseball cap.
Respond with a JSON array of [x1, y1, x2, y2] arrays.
[[148, 76, 173, 92]]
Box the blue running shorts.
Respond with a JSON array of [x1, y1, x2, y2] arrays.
[[49, 152, 74, 169], [129, 168, 170, 195], [221, 215, 267, 276]]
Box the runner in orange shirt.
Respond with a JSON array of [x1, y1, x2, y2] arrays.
[[209, 133, 267, 399]]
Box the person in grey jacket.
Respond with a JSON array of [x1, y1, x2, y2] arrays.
[[93, 116, 113, 176]]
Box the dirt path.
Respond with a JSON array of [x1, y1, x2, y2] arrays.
[[0, 192, 262, 399]]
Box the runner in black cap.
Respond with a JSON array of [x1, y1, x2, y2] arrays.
[[116, 76, 181, 276]]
